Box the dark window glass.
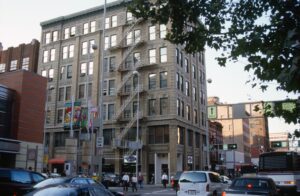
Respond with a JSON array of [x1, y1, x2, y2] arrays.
[[179, 172, 207, 183]]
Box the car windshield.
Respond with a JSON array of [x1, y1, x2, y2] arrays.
[[34, 178, 69, 188], [231, 178, 270, 189], [179, 172, 207, 183]]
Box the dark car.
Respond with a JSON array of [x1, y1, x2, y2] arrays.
[[102, 173, 120, 187], [25, 183, 114, 196], [33, 176, 123, 196], [0, 168, 46, 195], [223, 176, 279, 196], [172, 171, 183, 192]]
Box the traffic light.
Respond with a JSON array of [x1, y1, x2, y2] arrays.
[[228, 143, 237, 150]]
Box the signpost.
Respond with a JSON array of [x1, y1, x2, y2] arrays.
[[96, 137, 104, 148]]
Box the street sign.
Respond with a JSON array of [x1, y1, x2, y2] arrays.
[[96, 136, 104, 148]]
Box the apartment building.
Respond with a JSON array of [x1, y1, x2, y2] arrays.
[[208, 97, 269, 167], [39, 1, 208, 182]]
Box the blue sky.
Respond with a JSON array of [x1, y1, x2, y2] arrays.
[[0, 0, 298, 132]]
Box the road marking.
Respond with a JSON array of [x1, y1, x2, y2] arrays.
[[145, 189, 175, 195]]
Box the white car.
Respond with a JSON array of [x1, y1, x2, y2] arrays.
[[177, 171, 229, 196], [220, 175, 232, 185]]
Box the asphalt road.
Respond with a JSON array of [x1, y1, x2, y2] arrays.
[[109, 184, 177, 196]]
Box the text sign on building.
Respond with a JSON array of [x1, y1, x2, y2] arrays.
[[187, 155, 193, 164], [96, 137, 104, 148]]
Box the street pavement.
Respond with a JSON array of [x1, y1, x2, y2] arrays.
[[109, 184, 177, 196]]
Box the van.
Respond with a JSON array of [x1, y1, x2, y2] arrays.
[[177, 171, 228, 196], [0, 168, 45, 195]]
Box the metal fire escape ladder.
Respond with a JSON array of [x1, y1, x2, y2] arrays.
[[114, 89, 138, 120], [116, 71, 133, 94]]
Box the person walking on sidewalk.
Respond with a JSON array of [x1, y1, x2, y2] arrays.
[[161, 172, 168, 188], [122, 173, 130, 192], [131, 174, 138, 192], [138, 172, 144, 188]]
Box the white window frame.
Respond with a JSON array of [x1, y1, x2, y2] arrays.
[[104, 36, 109, 50], [63, 46, 68, 59], [83, 23, 89, 34], [88, 61, 94, 75], [111, 15, 117, 27], [64, 28, 70, 39], [160, 24, 167, 39], [105, 17, 110, 29], [82, 41, 88, 55], [89, 40, 95, 53], [0, 63, 5, 73], [45, 32, 51, 44], [43, 50, 49, 63], [90, 21, 96, 33], [149, 25, 156, 40], [127, 12, 133, 22], [69, 45, 74, 58], [110, 35, 117, 47], [134, 29, 141, 43], [50, 49, 56, 61], [80, 63, 87, 75], [126, 31, 133, 45], [22, 57, 29, 70], [149, 49, 156, 64], [70, 26, 76, 36], [52, 31, 58, 42], [160, 47, 167, 63]]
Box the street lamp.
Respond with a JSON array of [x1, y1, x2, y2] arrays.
[[43, 85, 54, 171], [206, 79, 212, 169], [133, 70, 140, 178]]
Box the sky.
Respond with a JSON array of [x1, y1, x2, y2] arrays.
[[0, 0, 299, 133]]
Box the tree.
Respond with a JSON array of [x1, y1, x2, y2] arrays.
[[128, 0, 300, 123]]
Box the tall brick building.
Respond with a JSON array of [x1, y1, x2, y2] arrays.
[[39, 0, 209, 182]]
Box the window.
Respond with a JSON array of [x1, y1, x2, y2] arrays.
[[103, 129, 114, 145], [58, 88, 64, 101], [69, 45, 74, 58], [104, 36, 109, 50], [127, 12, 133, 22], [149, 126, 169, 144], [22, 57, 29, 70], [48, 68, 54, 82], [57, 109, 64, 124], [63, 46, 68, 59], [78, 84, 85, 99], [160, 98, 168, 115], [184, 58, 189, 72], [192, 64, 196, 79], [65, 86, 71, 101], [0, 63, 5, 73], [148, 73, 156, 89], [176, 48, 179, 64], [109, 56, 116, 71], [148, 99, 156, 116], [89, 40, 95, 53], [160, 47, 167, 63], [67, 65, 72, 78], [149, 49, 156, 64], [64, 28, 70, 39], [10, 60, 17, 71], [60, 66, 65, 80], [108, 80, 115, 95], [104, 58, 108, 72], [110, 35, 117, 47], [134, 29, 141, 43], [149, 25, 156, 40], [82, 42, 88, 55], [53, 31, 58, 41], [90, 21, 96, 32], [105, 17, 110, 29], [177, 99, 181, 116], [193, 87, 196, 100], [176, 73, 180, 89], [83, 22, 89, 34], [103, 80, 107, 96], [180, 52, 183, 67], [180, 76, 184, 92], [188, 130, 193, 146], [80, 63, 87, 76], [42, 70, 47, 77], [45, 33, 51, 44], [70, 26, 76, 36], [195, 132, 200, 147], [88, 83, 92, 98], [111, 15, 117, 27], [160, 24, 166, 39], [88, 61, 93, 75], [160, 71, 167, 88], [185, 81, 189, 96], [194, 109, 198, 124], [126, 31, 133, 45], [43, 50, 48, 63], [186, 105, 191, 120], [177, 126, 184, 144], [133, 52, 140, 66], [181, 100, 184, 117], [50, 49, 55, 61], [108, 104, 114, 120]]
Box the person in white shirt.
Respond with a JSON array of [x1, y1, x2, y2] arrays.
[[161, 172, 168, 188], [122, 173, 130, 191], [131, 174, 138, 192]]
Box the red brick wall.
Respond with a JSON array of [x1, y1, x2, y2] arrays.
[[0, 70, 47, 143]]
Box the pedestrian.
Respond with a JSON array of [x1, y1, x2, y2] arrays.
[[122, 173, 130, 192], [161, 172, 168, 188], [131, 174, 138, 192], [138, 172, 144, 188]]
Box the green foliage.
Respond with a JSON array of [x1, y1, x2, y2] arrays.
[[128, 0, 300, 94]]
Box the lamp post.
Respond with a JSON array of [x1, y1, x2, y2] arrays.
[[133, 70, 140, 178], [206, 79, 212, 169], [43, 85, 54, 171]]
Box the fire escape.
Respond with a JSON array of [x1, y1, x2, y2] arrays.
[[110, 18, 145, 156]]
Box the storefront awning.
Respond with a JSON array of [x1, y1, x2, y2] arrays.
[[48, 158, 65, 164]]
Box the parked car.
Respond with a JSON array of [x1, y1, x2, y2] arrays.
[[0, 168, 46, 195], [32, 176, 123, 196], [102, 173, 120, 187], [222, 176, 279, 196], [172, 171, 183, 192], [25, 183, 114, 196], [220, 175, 232, 184], [177, 171, 229, 196]]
